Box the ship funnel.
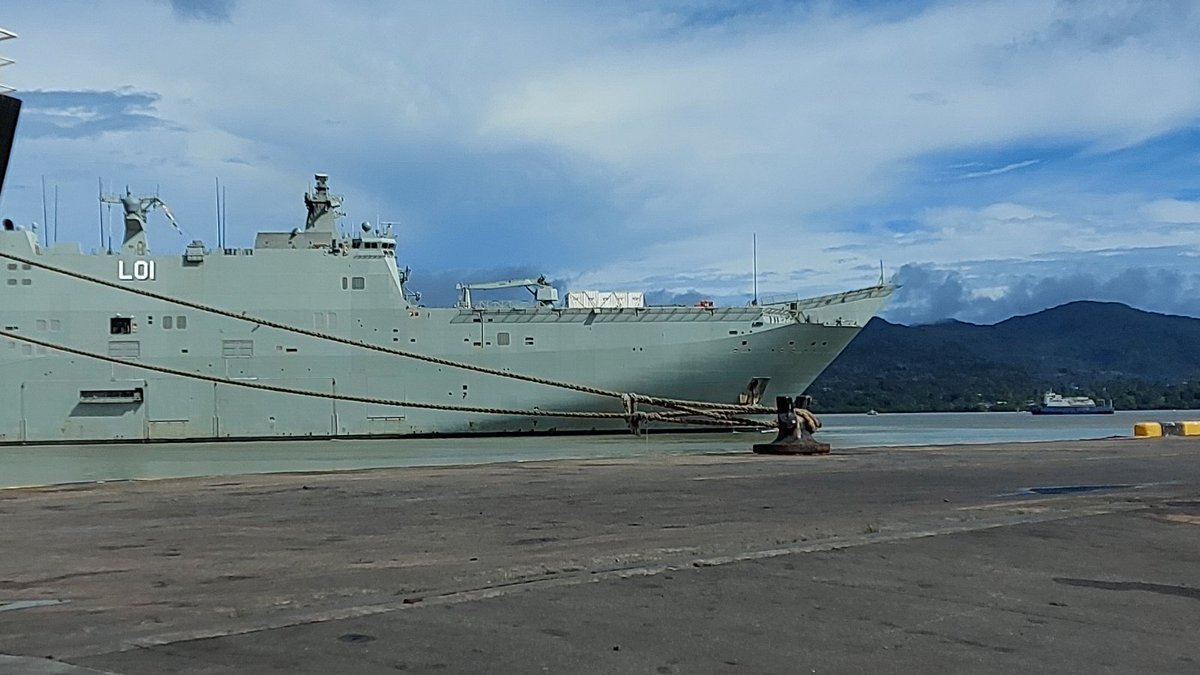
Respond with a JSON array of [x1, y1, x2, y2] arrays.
[[0, 29, 19, 198]]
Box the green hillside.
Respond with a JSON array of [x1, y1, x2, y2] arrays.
[[807, 301, 1200, 413]]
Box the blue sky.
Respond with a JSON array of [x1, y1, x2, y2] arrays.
[[2, 0, 1200, 324]]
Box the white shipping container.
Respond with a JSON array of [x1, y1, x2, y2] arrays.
[[567, 291, 645, 309]]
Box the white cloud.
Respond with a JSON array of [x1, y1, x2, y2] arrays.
[[1142, 198, 1200, 224], [976, 202, 1054, 221], [961, 159, 1040, 179], [3, 1, 1200, 315]]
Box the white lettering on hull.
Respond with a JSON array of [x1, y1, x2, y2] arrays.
[[118, 260, 156, 281]]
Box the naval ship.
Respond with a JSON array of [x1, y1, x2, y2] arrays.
[[0, 90, 892, 444]]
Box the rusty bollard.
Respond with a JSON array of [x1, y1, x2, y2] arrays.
[[752, 395, 831, 455]]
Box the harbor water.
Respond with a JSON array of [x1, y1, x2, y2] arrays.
[[1, 410, 1194, 489]]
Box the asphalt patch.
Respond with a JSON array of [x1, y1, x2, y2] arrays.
[[1054, 577, 1200, 601], [1019, 484, 1132, 496]]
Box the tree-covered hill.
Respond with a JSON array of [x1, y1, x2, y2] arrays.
[[808, 301, 1200, 412]]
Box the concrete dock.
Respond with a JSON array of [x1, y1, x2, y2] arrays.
[[2, 437, 1199, 673]]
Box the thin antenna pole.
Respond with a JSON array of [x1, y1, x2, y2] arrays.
[[53, 185, 58, 244], [105, 179, 113, 254], [214, 177, 221, 249], [752, 232, 758, 305], [97, 177, 103, 252], [40, 175, 47, 246], [221, 185, 227, 249]]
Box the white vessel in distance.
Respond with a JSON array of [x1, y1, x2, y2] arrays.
[[0, 170, 893, 443], [1028, 391, 1115, 415]]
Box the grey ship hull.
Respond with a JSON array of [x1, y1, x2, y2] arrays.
[[0, 169, 892, 444], [0, 240, 890, 443]]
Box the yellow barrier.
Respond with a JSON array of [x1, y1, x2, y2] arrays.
[[1134, 422, 1162, 438], [1177, 421, 1200, 436], [1135, 421, 1200, 437]]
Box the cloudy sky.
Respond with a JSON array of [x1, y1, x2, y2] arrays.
[[2, 0, 1199, 324]]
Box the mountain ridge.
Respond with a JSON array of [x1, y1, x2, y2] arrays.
[[808, 300, 1200, 412]]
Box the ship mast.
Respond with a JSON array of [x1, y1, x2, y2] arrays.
[[99, 190, 177, 255], [304, 173, 344, 232]]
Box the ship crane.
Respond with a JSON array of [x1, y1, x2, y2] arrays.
[[456, 276, 559, 308]]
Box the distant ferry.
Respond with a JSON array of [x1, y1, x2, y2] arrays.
[[1029, 391, 1115, 415]]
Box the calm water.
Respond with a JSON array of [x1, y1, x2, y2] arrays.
[[1, 410, 1193, 489]]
